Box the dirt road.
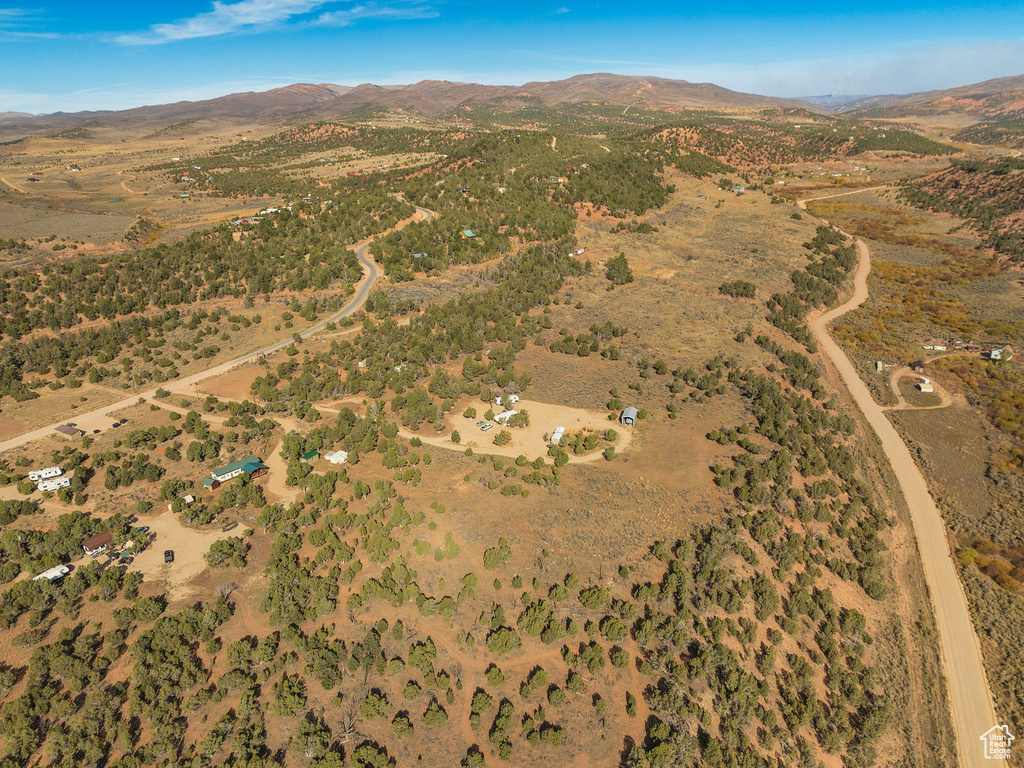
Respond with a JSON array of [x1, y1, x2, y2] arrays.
[[885, 367, 953, 410], [0, 177, 25, 194], [0, 206, 435, 454], [800, 190, 1004, 766]]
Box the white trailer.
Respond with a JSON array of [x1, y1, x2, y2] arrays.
[[28, 466, 62, 482], [37, 477, 71, 492], [33, 565, 70, 581], [494, 410, 518, 424]]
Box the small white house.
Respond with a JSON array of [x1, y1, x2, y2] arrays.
[[917, 382, 934, 393], [324, 450, 349, 465], [494, 410, 518, 424], [28, 466, 62, 482], [550, 426, 565, 446]]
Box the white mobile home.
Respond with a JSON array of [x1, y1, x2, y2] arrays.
[[37, 477, 71, 492], [494, 410, 518, 424], [28, 466, 62, 482]]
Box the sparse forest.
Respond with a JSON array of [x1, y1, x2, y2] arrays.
[[0, 100, 986, 768]]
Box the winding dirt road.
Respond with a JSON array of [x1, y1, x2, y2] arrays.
[[0, 177, 26, 194], [800, 190, 1004, 767], [884, 366, 953, 410], [0, 206, 435, 452]]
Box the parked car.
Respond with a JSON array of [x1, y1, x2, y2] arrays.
[[111, 422, 120, 428], [136, 526, 150, 533], [481, 423, 493, 431], [475, 421, 485, 426], [119, 555, 133, 565], [164, 550, 174, 563]]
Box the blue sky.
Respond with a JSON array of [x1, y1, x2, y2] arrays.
[[1, 1, 1022, 113]]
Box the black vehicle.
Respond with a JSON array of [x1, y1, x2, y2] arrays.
[[164, 550, 174, 563]]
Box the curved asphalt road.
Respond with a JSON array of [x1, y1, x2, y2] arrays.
[[0, 205, 435, 452], [800, 190, 1004, 767]]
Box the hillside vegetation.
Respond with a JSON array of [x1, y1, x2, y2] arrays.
[[0, 105, 977, 767]]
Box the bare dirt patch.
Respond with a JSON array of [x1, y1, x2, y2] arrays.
[[0, 415, 27, 441], [197, 366, 262, 401], [126, 507, 237, 601]]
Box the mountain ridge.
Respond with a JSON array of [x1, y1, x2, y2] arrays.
[[3, 72, 1024, 140], [0, 74, 824, 138]]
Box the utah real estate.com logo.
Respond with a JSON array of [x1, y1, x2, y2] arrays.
[[980, 725, 1014, 760]]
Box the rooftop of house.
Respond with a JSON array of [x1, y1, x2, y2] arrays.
[[212, 455, 267, 478], [82, 531, 113, 549]]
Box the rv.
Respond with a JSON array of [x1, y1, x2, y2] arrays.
[[33, 565, 70, 583], [28, 466, 62, 482], [37, 477, 71, 492]]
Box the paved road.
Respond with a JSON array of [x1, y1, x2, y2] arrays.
[[0, 205, 434, 453], [800, 190, 1004, 767]]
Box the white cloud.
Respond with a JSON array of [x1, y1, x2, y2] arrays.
[[116, 0, 434, 44], [117, 0, 325, 44], [315, 2, 437, 27], [0, 7, 83, 41]]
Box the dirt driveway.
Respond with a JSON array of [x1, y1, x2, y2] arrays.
[[396, 398, 634, 463]]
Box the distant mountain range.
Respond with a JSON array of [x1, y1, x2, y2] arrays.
[[0, 74, 825, 138], [835, 74, 1024, 117], [2, 72, 1023, 140]]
